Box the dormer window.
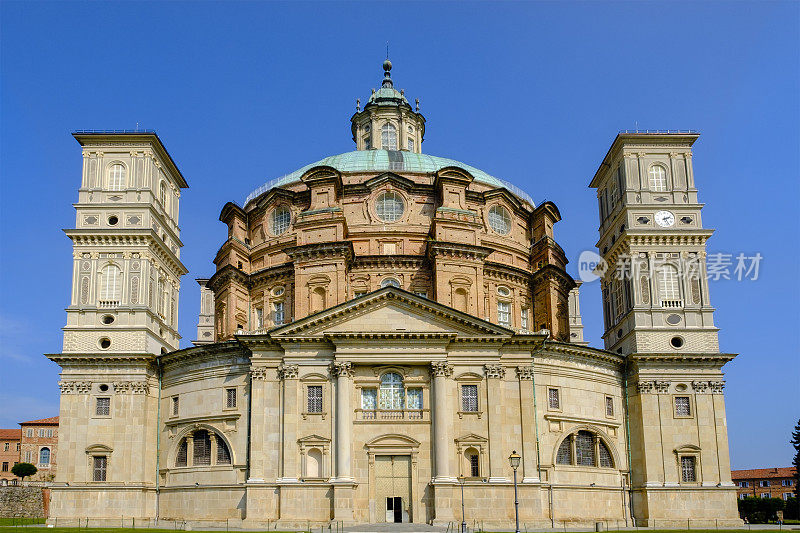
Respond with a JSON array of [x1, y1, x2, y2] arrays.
[[381, 123, 397, 150]]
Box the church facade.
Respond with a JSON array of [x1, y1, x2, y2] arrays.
[[46, 61, 740, 527]]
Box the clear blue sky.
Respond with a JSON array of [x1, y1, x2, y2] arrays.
[[1, 1, 797, 469]]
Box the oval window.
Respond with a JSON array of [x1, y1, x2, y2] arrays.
[[488, 205, 511, 235], [497, 286, 510, 297], [375, 191, 404, 223], [271, 206, 291, 235]]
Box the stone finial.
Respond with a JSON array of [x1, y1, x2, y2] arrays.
[[356, 98, 360, 113], [430, 361, 453, 378], [278, 364, 299, 380], [515, 366, 535, 381], [330, 361, 354, 378], [484, 364, 506, 380]]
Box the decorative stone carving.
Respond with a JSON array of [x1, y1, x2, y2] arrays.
[[113, 381, 131, 394], [278, 364, 299, 380], [74, 381, 93, 394], [709, 381, 725, 394], [250, 367, 269, 380], [691, 381, 709, 393], [636, 381, 654, 394], [484, 364, 505, 379], [430, 361, 453, 378], [515, 366, 535, 380], [654, 380, 670, 394], [58, 381, 75, 394], [330, 361, 353, 378], [130, 381, 149, 394]]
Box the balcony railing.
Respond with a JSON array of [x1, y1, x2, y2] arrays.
[[660, 299, 684, 308], [98, 300, 120, 309], [355, 408, 429, 422]]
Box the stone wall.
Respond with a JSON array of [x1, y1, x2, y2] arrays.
[[0, 486, 46, 518]]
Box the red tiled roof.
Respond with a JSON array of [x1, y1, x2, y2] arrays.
[[731, 467, 796, 479], [19, 416, 59, 426], [0, 428, 22, 440]]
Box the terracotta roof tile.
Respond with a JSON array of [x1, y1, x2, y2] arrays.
[[18, 416, 59, 426], [0, 428, 22, 440], [731, 467, 796, 479]]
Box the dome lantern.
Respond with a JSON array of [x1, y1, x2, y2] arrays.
[[351, 60, 426, 153]]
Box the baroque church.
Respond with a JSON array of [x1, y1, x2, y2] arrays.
[[47, 61, 741, 527]]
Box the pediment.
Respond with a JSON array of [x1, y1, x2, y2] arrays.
[[366, 433, 421, 449], [455, 433, 488, 444], [364, 172, 416, 192], [298, 434, 330, 444], [270, 287, 513, 338]]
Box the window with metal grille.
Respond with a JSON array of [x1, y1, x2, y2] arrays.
[[605, 396, 614, 417], [467, 450, 480, 477], [176, 439, 187, 467], [556, 438, 572, 465], [172, 396, 179, 416], [107, 164, 126, 191], [93, 456, 107, 481], [226, 388, 237, 409], [599, 440, 613, 467], [497, 301, 511, 327], [649, 165, 667, 192], [681, 456, 696, 482], [307, 385, 323, 413], [461, 384, 478, 412], [193, 430, 212, 466], [548, 388, 560, 410], [675, 396, 691, 417], [381, 123, 397, 150], [375, 191, 404, 222], [488, 205, 511, 235], [575, 431, 595, 466], [271, 206, 291, 235], [95, 397, 110, 416], [216, 435, 231, 465]]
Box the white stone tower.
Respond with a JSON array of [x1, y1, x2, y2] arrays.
[[47, 131, 188, 519], [590, 131, 739, 525]]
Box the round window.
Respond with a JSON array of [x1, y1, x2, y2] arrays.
[[488, 205, 511, 235], [380, 278, 401, 288], [272, 286, 285, 297], [99, 384, 109, 392], [99, 338, 111, 349], [107, 215, 119, 226], [101, 315, 115, 325], [670, 336, 684, 349], [271, 206, 291, 236], [375, 191, 404, 222]]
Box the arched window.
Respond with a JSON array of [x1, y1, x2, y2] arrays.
[[465, 447, 480, 477], [271, 206, 291, 235], [555, 430, 615, 468], [99, 265, 122, 302], [575, 431, 595, 466], [556, 439, 572, 465], [379, 372, 404, 410], [375, 190, 404, 222], [307, 448, 322, 478], [657, 264, 680, 301], [648, 165, 667, 192], [174, 430, 232, 468], [176, 439, 188, 467], [39, 447, 50, 465], [216, 435, 231, 465], [381, 123, 397, 150], [380, 278, 400, 289], [107, 164, 126, 191], [311, 286, 326, 313], [193, 430, 212, 466], [488, 205, 512, 235], [599, 440, 613, 468]]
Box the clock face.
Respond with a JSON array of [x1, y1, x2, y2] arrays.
[[655, 210, 675, 227]]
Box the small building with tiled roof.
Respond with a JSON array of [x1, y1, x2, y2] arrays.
[[19, 416, 59, 484], [0, 428, 22, 485], [732, 467, 797, 501]]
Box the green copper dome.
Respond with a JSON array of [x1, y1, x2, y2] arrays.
[[245, 149, 534, 207]]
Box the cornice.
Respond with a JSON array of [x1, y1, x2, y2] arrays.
[[483, 261, 533, 286], [351, 255, 426, 271], [64, 229, 188, 276], [284, 241, 354, 263], [207, 264, 250, 293], [627, 352, 737, 369], [250, 263, 294, 290], [157, 340, 245, 366], [543, 341, 625, 368], [46, 352, 156, 366], [427, 241, 493, 261], [531, 264, 576, 293]]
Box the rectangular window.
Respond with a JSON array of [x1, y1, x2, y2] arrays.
[[761, 493, 771, 499], [273, 301, 285, 326], [461, 384, 478, 412], [497, 301, 511, 327], [172, 396, 179, 417], [521, 308, 529, 330], [548, 388, 560, 410], [3, 443, 8, 452], [406, 388, 423, 410], [605, 396, 614, 417], [742, 481, 749, 487], [26, 429, 33, 438], [93, 456, 107, 482], [96, 397, 110, 416], [307, 385, 323, 413], [24, 451, 31, 462], [255, 307, 264, 329], [361, 388, 377, 410], [739, 493, 747, 500], [760, 480, 770, 487], [675, 396, 691, 417], [612, 279, 624, 321], [680, 456, 696, 483], [226, 388, 237, 409], [47, 429, 53, 438], [1, 462, 7, 472], [38, 429, 45, 437], [16, 443, 20, 451], [783, 493, 792, 500], [407, 138, 414, 152], [469, 453, 480, 477]]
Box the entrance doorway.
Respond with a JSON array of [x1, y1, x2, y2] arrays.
[[375, 455, 411, 523]]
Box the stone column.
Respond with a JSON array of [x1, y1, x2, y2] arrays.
[[278, 363, 299, 483], [331, 361, 355, 523], [431, 361, 455, 483], [516, 366, 539, 483], [485, 363, 508, 482]]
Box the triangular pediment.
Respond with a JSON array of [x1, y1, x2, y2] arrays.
[[270, 287, 512, 338]]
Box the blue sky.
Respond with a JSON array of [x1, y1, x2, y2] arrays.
[[1, 1, 797, 469]]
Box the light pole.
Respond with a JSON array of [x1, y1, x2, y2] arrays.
[[458, 474, 466, 533], [509, 450, 521, 533]]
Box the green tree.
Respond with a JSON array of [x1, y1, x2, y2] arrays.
[[11, 462, 37, 482], [792, 419, 800, 517]]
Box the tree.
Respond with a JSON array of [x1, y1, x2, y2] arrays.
[[791, 419, 800, 517], [11, 462, 37, 482]]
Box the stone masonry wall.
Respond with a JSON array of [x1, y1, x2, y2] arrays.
[[0, 486, 46, 518]]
